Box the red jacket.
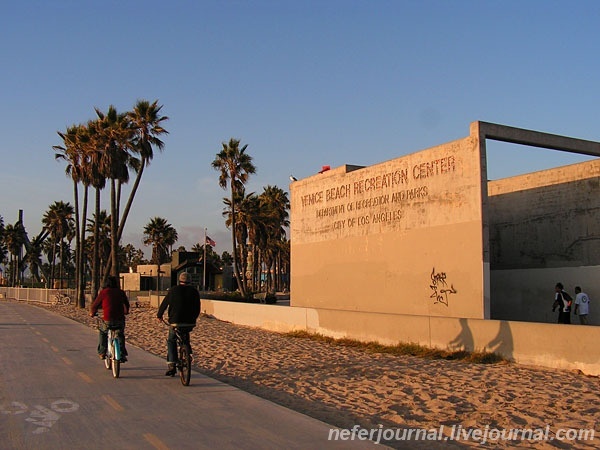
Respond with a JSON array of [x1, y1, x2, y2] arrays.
[[90, 287, 130, 322]]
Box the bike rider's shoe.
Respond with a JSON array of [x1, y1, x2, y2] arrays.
[[98, 353, 106, 360], [165, 364, 176, 377]]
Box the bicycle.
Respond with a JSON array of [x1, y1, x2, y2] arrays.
[[96, 317, 124, 378], [52, 292, 71, 306], [161, 319, 195, 386]]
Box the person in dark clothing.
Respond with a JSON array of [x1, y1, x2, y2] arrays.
[[552, 282, 571, 324], [156, 272, 200, 376], [89, 276, 130, 360]]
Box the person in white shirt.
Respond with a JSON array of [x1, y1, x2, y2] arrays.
[[574, 286, 590, 325]]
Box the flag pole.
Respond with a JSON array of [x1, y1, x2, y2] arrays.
[[203, 227, 207, 291]]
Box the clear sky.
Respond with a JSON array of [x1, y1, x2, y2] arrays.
[[2, 0, 599, 257]]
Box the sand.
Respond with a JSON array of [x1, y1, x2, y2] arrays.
[[38, 302, 599, 449]]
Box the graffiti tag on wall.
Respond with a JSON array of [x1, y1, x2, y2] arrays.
[[430, 267, 457, 306]]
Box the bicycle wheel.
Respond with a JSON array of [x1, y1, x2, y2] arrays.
[[179, 344, 191, 386], [113, 335, 122, 361], [52, 295, 59, 306], [112, 358, 120, 378], [111, 335, 121, 378], [62, 295, 71, 305], [104, 338, 112, 370]]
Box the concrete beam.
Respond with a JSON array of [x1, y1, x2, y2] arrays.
[[471, 121, 600, 157]]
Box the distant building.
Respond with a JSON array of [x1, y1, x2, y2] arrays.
[[120, 250, 225, 292]]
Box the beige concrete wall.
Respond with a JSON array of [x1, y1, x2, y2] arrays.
[[201, 300, 600, 376], [290, 135, 489, 319], [488, 159, 600, 323], [488, 159, 600, 269], [121, 272, 141, 291]]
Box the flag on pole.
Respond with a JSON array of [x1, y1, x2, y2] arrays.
[[205, 236, 216, 247]]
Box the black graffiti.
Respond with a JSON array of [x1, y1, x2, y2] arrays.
[[430, 267, 457, 306]]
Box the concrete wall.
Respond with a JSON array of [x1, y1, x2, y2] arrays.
[[488, 160, 600, 323], [201, 300, 600, 376], [491, 266, 599, 325], [290, 134, 489, 319], [488, 159, 600, 269], [290, 121, 600, 325]]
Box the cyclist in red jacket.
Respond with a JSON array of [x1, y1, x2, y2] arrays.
[[90, 276, 130, 361]]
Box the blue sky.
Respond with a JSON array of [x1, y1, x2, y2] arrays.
[[2, 0, 599, 257]]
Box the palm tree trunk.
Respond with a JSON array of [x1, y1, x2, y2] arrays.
[[58, 237, 63, 289], [230, 192, 245, 297], [50, 238, 57, 288], [92, 187, 101, 299], [102, 159, 146, 279], [72, 180, 83, 306], [78, 186, 88, 307], [110, 178, 118, 278]]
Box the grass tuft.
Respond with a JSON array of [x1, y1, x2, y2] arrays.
[[285, 330, 506, 364]]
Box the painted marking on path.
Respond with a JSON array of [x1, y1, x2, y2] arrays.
[[0, 401, 28, 415], [1, 399, 79, 434], [41, 337, 49, 343], [51, 346, 59, 353], [144, 433, 170, 450], [78, 372, 93, 383], [61, 357, 72, 365], [102, 395, 124, 412]]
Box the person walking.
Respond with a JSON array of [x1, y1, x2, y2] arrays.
[[552, 282, 572, 324], [156, 272, 200, 376], [89, 275, 130, 361], [574, 286, 591, 325]]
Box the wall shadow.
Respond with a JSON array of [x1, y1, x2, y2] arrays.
[[448, 318, 474, 351], [486, 320, 514, 360]]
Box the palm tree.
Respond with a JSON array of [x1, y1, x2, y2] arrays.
[[142, 217, 178, 291], [117, 100, 168, 241], [221, 251, 233, 267], [3, 222, 26, 286], [212, 139, 256, 297], [86, 210, 112, 284], [51, 100, 169, 297], [122, 243, 145, 273], [94, 105, 134, 282], [0, 215, 6, 284], [258, 186, 290, 292], [23, 234, 47, 285], [101, 99, 169, 280], [84, 117, 108, 299], [54, 123, 91, 306], [42, 201, 74, 289], [191, 241, 222, 275], [229, 191, 262, 291]]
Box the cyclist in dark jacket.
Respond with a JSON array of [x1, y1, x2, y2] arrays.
[[157, 272, 200, 376], [89, 276, 130, 361]]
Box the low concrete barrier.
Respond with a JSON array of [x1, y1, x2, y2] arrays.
[[201, 299, 600, 376]]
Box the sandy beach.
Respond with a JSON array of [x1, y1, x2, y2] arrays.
[[35, 301, 599, 449]]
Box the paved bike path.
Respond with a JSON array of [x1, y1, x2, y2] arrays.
[[0, 301, 381, 449]]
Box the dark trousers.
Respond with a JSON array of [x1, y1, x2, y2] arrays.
[[166, 327, 192, 365], [557, 311, 571, 324], [98, 320, 127, 356]]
